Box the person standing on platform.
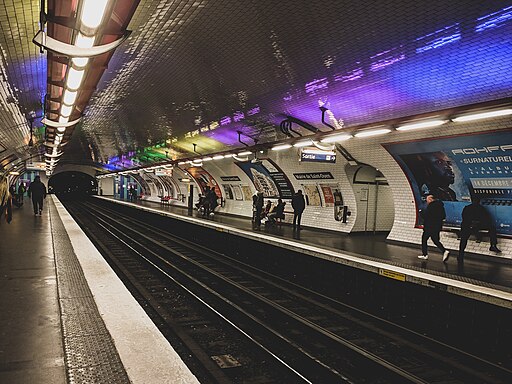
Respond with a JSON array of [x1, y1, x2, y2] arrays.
[[17, 182, 26, 205], [28, 176, 47, 216], [0, 176, 13, 223], [253, 191, 264, 229], [292, 190, 306, 230], [458, 197, 501, 263], [208, 187, 219, 216], [418, 194, 450, 262]]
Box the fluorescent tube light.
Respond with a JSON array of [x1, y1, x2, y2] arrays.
[[271, 144, 292, 151], [452, 109, 512, 122], [320, 134, 352, 143], [75, 33, 95, 48], [293, 140, 313, 147], [60, 104, 73, 118], [72, 57, 89, 67], [202, 157, 213, 161], [63, 89, 78, 105], [67, 68, 85, 90], [238, 151, 252, 156], [212, 155, 224, 160], [396, 120, 446, 131], [354, 128, 391, 138], [178, 161, 186, 165], [81, 0, 109, 30], [59, 116, 69, 123], [57, 127, 66, 133]]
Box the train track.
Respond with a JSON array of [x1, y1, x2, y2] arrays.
[[64, 199, 512, 384]]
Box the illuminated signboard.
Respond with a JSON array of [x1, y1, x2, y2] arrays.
[[25, 161, 46, 171], [385, 129, 512, 235], [300, 148, 336, 163], [155, 169, 173, 177]]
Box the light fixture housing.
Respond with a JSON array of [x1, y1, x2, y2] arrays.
[[271, 144, 293, 151], [396, 119, 446, 131], [354, 128, 392, 138], [293, 140, 313, 147], [320, 134, 352, 143], [452, 108, 512, 122]]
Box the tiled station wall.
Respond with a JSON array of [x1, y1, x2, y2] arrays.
[[342, 117, 512, 259], [99, 117, 511, 258], [345, 166, 395, 233]]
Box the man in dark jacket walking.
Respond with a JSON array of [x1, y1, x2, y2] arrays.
[[28, 176, 47, 216], [292, 190, 306, 230], [418, 194, 449, 261], [458, 197, 501, 263]]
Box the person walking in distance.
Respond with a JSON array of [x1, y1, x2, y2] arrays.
[[17, 182, 26, 205], [292, 190, 306, 230], [28, 176, 47, 216], [418, 194, 450, 262], [458, 197, 501, 264]]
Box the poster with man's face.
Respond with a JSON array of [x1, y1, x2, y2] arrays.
[[384, 129, 512, 235]]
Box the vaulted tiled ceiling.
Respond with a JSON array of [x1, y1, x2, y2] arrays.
[[1, 1, 512, 173], [0, 0, 44, 174]]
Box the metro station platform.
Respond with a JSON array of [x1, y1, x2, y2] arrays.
[[99, 196, 512, 309], [0, 196, 199, 384]]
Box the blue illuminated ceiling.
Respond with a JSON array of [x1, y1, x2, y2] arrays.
[[57, 1, 512, 164]]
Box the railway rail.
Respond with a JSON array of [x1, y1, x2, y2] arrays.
[[64, 199, 512, 384]]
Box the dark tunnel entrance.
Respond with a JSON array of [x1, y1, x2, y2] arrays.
[[49, 171, 98, 197]]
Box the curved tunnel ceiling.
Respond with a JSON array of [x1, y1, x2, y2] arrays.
[[1, 1, 512, 174]]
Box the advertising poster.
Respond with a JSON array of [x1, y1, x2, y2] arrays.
[[320, 185, 335, 207], [231, 185, 243, 200], [240, 185, 253, 201], [187, 166, 222, 198], [222, 184, 234, 199], [302, 184, 322, 206], [384, 130, 512, 235], [236, 159, 294, 198]]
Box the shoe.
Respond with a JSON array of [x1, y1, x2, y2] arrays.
[[418, 255, 428, 260], [443, 250, 450, 262], [489, 246, 502, 253]]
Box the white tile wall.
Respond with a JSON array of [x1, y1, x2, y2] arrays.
[[342, 116, 512, 259], [127, 116, 511, 259]]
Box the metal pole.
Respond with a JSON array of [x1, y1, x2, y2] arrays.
[[188, 184, 194, 214], [373, 181, 379, 235]]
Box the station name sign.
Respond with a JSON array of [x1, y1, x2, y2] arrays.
[[293, 172, 334, 180], [220, 176, 241, 181]]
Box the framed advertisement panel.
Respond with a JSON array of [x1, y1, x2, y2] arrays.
[[384, 129, 512, 235]]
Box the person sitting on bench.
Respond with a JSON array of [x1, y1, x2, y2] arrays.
[[458, 197, 501, 263], [268, 199, 286, 224]]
